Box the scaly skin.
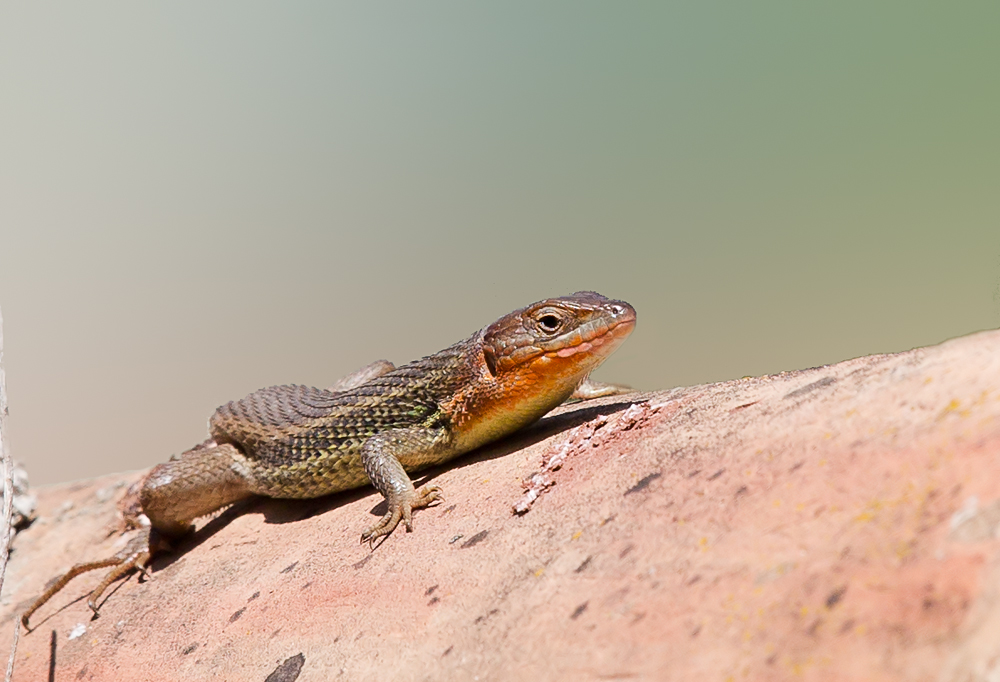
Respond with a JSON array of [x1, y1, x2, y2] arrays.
[[22, 291, 636, 628]]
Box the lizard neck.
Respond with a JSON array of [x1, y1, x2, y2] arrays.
[[440, 319, 632, 453]]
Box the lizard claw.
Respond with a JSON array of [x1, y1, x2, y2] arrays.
[[87, 547, 151, 617], [360, 485, 444, 547], [22, 532, 152, 629]]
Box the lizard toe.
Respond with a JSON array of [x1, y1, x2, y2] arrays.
[[360, 507, 402, 546], [360, 486, 444, 546], [414, 485, 444, 508]]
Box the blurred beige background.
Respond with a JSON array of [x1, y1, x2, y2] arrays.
[[1, 3, 998, 485]]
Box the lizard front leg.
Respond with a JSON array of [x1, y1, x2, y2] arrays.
[[360, 427, 449, 545], [569, 376, 635, 401]]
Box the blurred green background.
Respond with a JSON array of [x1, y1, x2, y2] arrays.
[[1, 3, 998, 485]]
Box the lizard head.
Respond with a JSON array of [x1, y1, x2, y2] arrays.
[[481, 291, 636, 387], [441, 291, 636, 451]]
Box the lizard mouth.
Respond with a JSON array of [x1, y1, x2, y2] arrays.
[[484, 294, 637, 374], [542, 303, 636, 360]]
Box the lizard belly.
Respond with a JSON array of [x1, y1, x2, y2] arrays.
[[245, 449, 371, 499]]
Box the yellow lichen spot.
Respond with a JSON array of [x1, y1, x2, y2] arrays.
[[800, 606, 809, 616], [823, 432, 832, 439], [818, 459, 827, 466], [924, 376, 933, 384], [534, 567, 545, 577], [789, 658, 814, 676], [795, 503, 805, 512], [571, 530, 583, 541], [773, 499, 782, 508], [855, 624, 867, 635], [481, 478, 490, 484], [941, 399, 961, 416]]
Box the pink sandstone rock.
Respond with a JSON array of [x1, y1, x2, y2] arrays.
[[3, 329, 1000, 681]]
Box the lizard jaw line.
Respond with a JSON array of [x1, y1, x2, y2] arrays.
[[545, 318, 633, 359]]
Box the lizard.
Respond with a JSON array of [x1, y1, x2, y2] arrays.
[[21, 291, 636, 628]]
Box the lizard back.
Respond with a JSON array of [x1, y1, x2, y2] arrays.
[[209, 338, 479, 497]]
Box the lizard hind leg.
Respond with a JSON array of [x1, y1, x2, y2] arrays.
[[23, 443, 252, 629], [21, 530, 153, 629], [327, 360, 396, 393]]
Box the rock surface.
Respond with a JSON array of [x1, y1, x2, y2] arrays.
[[4, 329, 1000, 681]]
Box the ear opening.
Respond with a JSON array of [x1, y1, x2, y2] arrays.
[[483, 346, 498, 377]]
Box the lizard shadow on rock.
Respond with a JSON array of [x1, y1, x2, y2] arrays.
[[280, 395, 641, 526], [149, 483, 374, 574], [362, 395, 643, 522], [152, 396, 643, 568]]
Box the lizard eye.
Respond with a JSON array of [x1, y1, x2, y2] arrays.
[[537, 314, 562, 333]]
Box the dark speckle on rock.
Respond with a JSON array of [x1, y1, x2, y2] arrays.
[[575, 556, 593, 573], [785, 376, 836, 399], [571, 602, 589, 620], [248, 591, 260, 602], [626, 472, 662, 495], [460, 530, 489, 548], [264, 653, 305, 682], [826, 586, 847, 609], [229, 607, 246, 623], [280, 562, 298, 574], [708, 469, 725, 481], [181, 643, 199, 655]]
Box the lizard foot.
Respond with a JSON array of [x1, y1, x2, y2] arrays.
[[360, 485, 443, 547], [21, 530, 156, 629]]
